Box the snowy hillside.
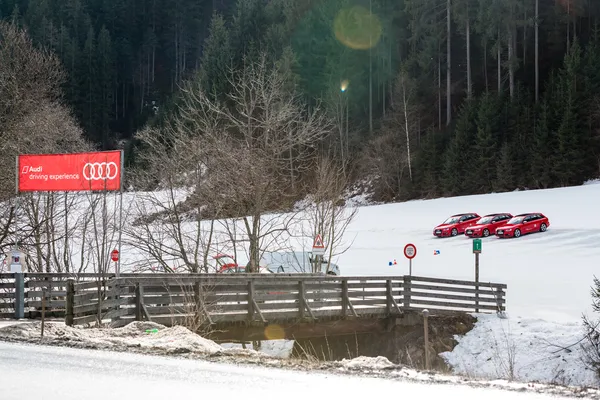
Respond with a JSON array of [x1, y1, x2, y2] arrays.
[[337, 182, 600, 323]]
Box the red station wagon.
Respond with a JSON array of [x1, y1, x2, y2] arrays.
[[433, 213, 481, 237], [495, 213, 550, 238], [465, 213, 513, 238]]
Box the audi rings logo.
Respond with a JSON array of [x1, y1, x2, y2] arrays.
[[82, 162, 119, 181]]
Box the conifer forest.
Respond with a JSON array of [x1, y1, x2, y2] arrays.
[[2, 0, 600, 202]]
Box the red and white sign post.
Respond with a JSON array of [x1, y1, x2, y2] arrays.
[[16, 150, 124, 277], [312, 234, 325, 273], [404, 243, 417, 276], [111, 249, 119, 275]]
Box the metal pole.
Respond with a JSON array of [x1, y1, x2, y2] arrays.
[[409, 259, 412, 276], [423, 309, 430, 370], [475, 252, 480, 313], [15, 155, 19, 196], [116, 150, 124, 278]]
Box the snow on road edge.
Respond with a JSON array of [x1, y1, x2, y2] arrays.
[[1, 321, 599, 398]]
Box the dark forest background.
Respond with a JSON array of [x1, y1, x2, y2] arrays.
[[2, 0, 600, 201]]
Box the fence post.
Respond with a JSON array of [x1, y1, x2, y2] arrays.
[[298, 280, 306, 319], [65, 279, 74, 326], [14, 273, 24, 320], [423, 309, 430, 370], [135, 283, 144, 321], [247, 280, 255, 321], [386, 279, 393, 315], [403, 275, 411, 310], [496, 286, 505, 312], [341, 279, 348, 318], [41, 287, 46, 338]]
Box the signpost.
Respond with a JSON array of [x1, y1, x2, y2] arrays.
[[111, 249, 119, 275], [312, 234, 325, 273], [472, 239, 482, 312], [403, 243, 417, 276]]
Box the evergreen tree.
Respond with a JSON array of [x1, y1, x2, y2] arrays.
[[97, 25, 114, 149], [473, 92, 500, 192], [494, 141, 513, 191], [442, 101, 476, 195], [198, 12, 232, 102]]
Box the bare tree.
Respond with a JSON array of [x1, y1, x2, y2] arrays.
[[128, 123, 222, 273], [361, 69, 419, 201], [0, 21, 91, 266], [170, 53, 333, 272], [582, 276, 600, 379], [301, 156, 358, 273]]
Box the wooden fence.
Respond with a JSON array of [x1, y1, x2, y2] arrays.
[[66, 274, 507, 327], [0, 273, 177, 319]]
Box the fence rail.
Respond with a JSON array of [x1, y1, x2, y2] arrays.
[[65, 274, 507, 327]]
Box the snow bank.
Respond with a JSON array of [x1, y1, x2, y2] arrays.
[[340, 356, 396, 370], [0, 321, 261, 358], [441, 314, 599, 387], [335, 355, 600, 398]]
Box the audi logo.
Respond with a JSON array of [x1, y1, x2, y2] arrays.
[[82, 162, 119, 181]]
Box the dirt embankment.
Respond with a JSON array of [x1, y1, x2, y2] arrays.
[[292, 313, 477, 371]]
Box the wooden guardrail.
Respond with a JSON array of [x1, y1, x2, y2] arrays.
[[65, 274, 507, 327], [0, 273, 175, 319]]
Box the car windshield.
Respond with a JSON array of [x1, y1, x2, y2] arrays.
[[507, 217, 524, 225], [443, 216, 461, 224], [477, 217, 494, 224]]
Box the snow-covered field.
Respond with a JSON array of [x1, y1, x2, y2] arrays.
[[2, 181, 600, 388]]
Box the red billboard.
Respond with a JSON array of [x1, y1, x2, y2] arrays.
[[17, 151, 122, 192]]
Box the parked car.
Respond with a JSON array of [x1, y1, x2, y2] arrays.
[[465, 213, 513, 238], [213, 254, 273, 274], [433, 213, 481, 237], [495, 213, 550, 238], [260, 251, 340, 275]]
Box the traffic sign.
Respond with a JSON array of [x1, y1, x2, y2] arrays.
[[472, 239, 482, 254], [312, 234, 325, 255], [403, 243, 417, 259], [111, 249, 119, 262]]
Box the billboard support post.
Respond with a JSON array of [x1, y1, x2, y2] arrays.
[[116, 150, 124, 278]]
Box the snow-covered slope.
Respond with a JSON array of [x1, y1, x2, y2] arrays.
[[337, 182, 600, 323]]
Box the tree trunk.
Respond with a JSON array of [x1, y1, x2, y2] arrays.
[[402, 76, 413, 181], [466, 17, 472, 99], [497, 29, 502, 93], [368, 0, 373, 135], [484, 41, 489, 93], [535, 0, 539, 103], [523, 2, 527, 66], [446, 0, 452, 126], [438, 43, 442, 129], [566, 0, 570, 53], [508, 27, 514, 99]]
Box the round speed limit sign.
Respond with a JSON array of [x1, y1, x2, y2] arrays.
[[403, 243, 417, 259]]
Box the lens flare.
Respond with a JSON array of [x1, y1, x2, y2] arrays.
[[264, 324, 286, 340], [334, 6, 382, 50], [340, 80, 349, 92]]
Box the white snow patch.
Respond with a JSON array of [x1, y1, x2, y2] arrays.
[[0, 321, 262, 357], [583, 179, 600, 185], [340, 356, 396, 370], [441, 314, 599, 387], [221, 339, 295, 358]]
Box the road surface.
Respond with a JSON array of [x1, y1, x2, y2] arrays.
[[0, 341, 571, 399]]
